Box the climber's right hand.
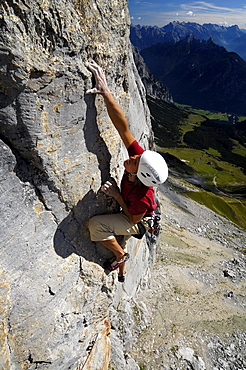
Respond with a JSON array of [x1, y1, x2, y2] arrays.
[[86, 61, 110, 95], [101, 181, 120, 198]]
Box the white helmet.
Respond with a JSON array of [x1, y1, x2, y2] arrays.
[[137, 150, 168, 186]]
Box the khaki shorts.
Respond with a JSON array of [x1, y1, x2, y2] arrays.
[[88, 213, 140, 242]]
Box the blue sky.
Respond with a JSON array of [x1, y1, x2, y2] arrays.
[[128, 1, 246, 29]]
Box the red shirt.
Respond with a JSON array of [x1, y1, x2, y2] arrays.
[[120, 140, 157, 216]]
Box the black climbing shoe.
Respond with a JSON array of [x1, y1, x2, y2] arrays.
[[118, 275, 125, 283]]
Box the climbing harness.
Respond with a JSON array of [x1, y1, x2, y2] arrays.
[[133, 213, 161, 242]]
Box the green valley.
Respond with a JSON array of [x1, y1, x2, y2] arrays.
[[147, 96, 246, 231]]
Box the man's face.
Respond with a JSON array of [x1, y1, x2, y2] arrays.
[[124, 154, 141, 174]]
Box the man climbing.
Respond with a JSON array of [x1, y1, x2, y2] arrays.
[[86, 62, 168, 282]]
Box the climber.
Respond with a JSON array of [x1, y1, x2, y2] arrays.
[[86, 61, 168, 282]]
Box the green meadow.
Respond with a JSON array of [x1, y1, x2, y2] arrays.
[[147, 96, 246, 231]]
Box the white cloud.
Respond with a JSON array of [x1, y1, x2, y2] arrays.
[[182, 1, 231, 12], [219, 21, 229, 27], [129, 1, 246, 29], [178, 2, 246, 27]]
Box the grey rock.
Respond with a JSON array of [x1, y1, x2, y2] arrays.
[[0, 0, 153, 369], [110, 331, 140, 370], [1, 2, 245, 370], [176, 346, 195, 362]]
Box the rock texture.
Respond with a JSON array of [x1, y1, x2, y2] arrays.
[[0, 1, 153, 369], [2, 2, 244, 370]]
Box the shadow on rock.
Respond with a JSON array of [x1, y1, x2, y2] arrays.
[[53, 189, 120, 270], [84, 91, 112, 184]]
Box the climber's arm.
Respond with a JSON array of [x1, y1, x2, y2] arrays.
[[102, 92, 135, 148], [86, 62, 135, 149]]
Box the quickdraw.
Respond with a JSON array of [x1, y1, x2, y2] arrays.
[[146, 213, 161, 241], [134, 213, 162, 241]]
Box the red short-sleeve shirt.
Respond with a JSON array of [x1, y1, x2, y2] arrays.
[[120, 140, 157, 216]]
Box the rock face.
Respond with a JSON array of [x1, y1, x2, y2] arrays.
[[0, 1, 153, 369]]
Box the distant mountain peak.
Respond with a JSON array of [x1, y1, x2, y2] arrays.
[[139, 35, 246, 115], [130, 22, 246, 61], [185, 33, 198, 43]]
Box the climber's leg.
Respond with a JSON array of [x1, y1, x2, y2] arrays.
[[118, 262, 125, 277], [99, 237, 125, 261], [88, 213, 139, 243]]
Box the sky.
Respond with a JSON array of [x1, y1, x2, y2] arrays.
[[128, 1, 246, 29]]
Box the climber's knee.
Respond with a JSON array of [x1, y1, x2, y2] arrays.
[[88, 214, 112, 242]]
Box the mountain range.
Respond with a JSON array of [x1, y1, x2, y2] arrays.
[[140, 36, 246, 115], [130, 22, 246, 115], [130, 22, 246, 61]]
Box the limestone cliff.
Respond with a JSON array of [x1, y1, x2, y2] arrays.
[[0, 1, 153, 369]]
